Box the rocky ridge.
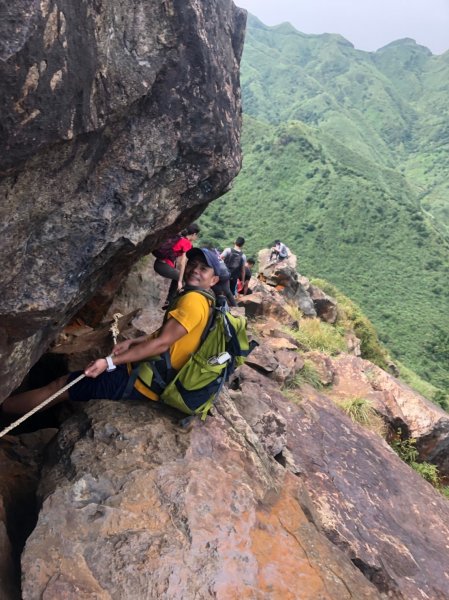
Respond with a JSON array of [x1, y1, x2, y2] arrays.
[[2, 254, 449, 598]]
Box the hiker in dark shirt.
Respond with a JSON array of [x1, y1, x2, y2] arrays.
[[153, 223, 200, 307], [201, 243, 237, 307], [220, 237, 246, 298], [240, 258, 255, 295], [214, 259, 237, 307]]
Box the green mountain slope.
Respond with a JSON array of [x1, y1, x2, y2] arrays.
[[199, 16, 449, 390]]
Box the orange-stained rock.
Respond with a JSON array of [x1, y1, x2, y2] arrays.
[[276, 391, 449, 600], [21, 397, 381, 600], [250, 475, 380, 600], [238, 289, 297, 325]]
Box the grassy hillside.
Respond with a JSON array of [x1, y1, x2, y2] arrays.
[[199, 17, 449, 391]]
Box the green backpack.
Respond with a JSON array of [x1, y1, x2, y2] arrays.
[[127, 290, 257, 419]]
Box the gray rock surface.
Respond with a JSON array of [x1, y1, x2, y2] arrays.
[[0, 0, 246, 401]]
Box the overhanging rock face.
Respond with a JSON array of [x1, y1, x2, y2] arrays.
[[0, 0, 246, 400]]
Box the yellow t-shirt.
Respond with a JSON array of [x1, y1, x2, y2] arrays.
[[133, 292, 212, 400]]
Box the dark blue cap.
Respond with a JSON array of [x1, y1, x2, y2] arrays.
[[186, 247, 221, 276]]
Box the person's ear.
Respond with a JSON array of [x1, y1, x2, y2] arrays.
[[211, 274, 220, 286]]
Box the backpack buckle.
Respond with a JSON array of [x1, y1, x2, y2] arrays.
[[207, 351, 231, 366]]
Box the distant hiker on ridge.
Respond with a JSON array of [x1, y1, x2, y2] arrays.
[[152, 223, 200, 309], [220, 237, 246, 298], [269, 240, 289, 263]]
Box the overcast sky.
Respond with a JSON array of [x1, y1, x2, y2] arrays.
[[235, 0, 449, 55]]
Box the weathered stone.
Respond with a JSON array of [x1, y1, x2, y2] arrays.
[[229, 343, 449, 598], [106, 255, 167, 334], [258, 247, 297, 271], [265, 336, 298, 351], [256, 250, 317, 317], [244, 342, 279, 373], [21, 397, 381, 599], [238, 287, 297, 325], [274, 392, 449, 600], [345, 330, 362, 356], [307, 284, 338, 324], [303, 351, 335, 387], [0, 0, 246, 402], [253, 317, 300, 346], [230, 387, 288, 456], [329, 354, 449, 475], [272, 348, 305, 386], [0, 429, 57, 600]]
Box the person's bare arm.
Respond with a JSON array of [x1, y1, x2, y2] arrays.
[[177, 253, 187, 290], [240, 264, 246, 285], [85, 318, 188, 377], [113, 335, 151, 355]]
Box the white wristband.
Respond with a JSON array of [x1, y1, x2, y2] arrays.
[[105, 355, 116, 372]]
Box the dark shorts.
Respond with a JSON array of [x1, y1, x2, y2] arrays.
[[67, 365, 148, 402]]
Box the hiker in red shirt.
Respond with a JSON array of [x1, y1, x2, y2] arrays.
[[153, 223, 200, 308]]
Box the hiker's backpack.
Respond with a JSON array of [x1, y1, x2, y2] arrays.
[[223, 248, 244, 278], [131, 290, 257, 419], [152, 235, 182, 263], [218, 261, 230, 281]]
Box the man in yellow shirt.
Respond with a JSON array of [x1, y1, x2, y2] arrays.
[[2, 248, 221, 415]]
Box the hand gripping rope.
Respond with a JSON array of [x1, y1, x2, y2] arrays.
[[0, 313, 123, 439]]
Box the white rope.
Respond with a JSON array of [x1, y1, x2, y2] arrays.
[[0, 312, 124, 439], [0, 373, 86, 439]]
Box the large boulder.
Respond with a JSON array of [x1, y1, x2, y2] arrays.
[[9, 293, 449, 599], [237, 286, 298, 325], [303, 280, 338, 324], [0, 0, 246, 402], [231, 364, 449, 600], [256, 250, 317, 317], [21, 397, 381, 599], [275, 391, 449, 600]]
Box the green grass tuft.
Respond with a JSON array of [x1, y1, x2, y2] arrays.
[[284, 359, 324, 390], [289, 317, 346, 355]]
